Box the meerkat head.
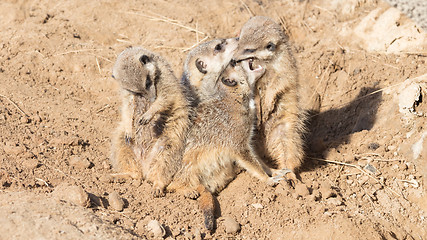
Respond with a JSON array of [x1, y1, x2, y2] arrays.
[[233, 16, 287, 68], [204, 59, 265, 101], [182, 38, 239, 92], [112, 47, 158, 101]]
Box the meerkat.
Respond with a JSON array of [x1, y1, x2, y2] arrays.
[[232, 16, 306, 182], [111, 47, 191, 197], [181, 38, 240, 103], [169, 52, 283, 230]]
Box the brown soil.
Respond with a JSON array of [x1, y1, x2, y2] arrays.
[[1, 0, 426, 239]]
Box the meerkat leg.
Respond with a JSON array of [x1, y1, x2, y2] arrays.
[[119, 91, 135, 144], [110, 130, 141, 179], [265, 93, 305, 182], [167, 148, 204, 199], [235, 148, 283, 186], [144, 138, 171, 197]]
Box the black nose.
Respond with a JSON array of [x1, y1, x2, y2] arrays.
[[230, 59, 237, 67]]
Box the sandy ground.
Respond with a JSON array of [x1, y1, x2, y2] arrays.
[[0, 0, 426, 239], [385, 0, 427, 31]]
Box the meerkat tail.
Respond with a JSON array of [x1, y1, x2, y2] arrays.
[[197, 184, 215, 231]]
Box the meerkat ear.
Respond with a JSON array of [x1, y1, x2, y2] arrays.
[[195, 58, 207, 74], [221, 77, 237, 87], [139, 55, 150, 65]]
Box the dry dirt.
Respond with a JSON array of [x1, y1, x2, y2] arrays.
[[1, 0, 426, 239]]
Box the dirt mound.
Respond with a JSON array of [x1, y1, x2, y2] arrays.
[[0, 0, 426, 239]]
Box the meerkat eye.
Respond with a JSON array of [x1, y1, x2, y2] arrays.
[[139, 55, 150, 65], [221, 77, 237, 87], [266, 42, 276, 51], [111, 74, 115, 79], [195, 58, 207, 74], [214, 44, 222, 52], [244, 49, 255, 54]]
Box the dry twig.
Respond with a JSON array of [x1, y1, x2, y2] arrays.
[[54, 48, 104, 56], [0, 94, 29, 117], [310, 157, 402, 198], [239, 0, 254, 17], [122, 11, 207, 35]]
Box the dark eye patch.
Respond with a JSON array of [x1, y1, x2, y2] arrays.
[[139, 55, 150, 64], [266, 42, 276, 51], [195, 58, 207, 74], [145, 74, 152, 89], [221, 77, 237, 87], [244, 49, 256, 54]]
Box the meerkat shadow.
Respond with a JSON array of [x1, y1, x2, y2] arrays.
[[301, 86, 382, 172]]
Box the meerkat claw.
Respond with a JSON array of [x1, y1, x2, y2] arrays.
[[138, 113, 153, 125], [267, 168, 293, 186], [184, 189, 200, 200], [124, 134, 132, 145], [277, 168, 292, 178], [152, 188, 166, 198]]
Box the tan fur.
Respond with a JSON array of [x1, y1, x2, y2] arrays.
[[234, 16, 306, 180], [110, 47, 191, 197], [169, 40, 280, 229], [171, 61, 277, 194]]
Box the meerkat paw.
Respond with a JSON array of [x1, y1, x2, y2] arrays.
[[138, 112, 153, 125], [183, 189, 200, 199], [152, 187, 166, 198], [274, 169, 299, 187], [265, 169, 295, 186]]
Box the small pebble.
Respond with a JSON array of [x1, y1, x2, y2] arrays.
[[223, 216, 240, 234], [399, 162, 408, 171], [387, 145, 396, 152], [109, 191, 124, 211], [53, 184, 90, 208], [20, 116, 29, 124], [102, 160, 111, 170], [135, 218, 147, 235], [70, 155, 91, 169], [147, 220, 166, 238], [309, 190, 321, 202], [312, 181, 320, 189], [183, 232, 193, 239], [194, 228, 202, 240], [99, 174, 113, 183], [319, 183, 335, 199], [251, 203, 263, 209], [364, 164, 377, 174], [22, 158, 39, 170], [294, 183, 310, 197], [3, 144, 25, 155], [358, 175, 369, 185], [327, 196, 343, 206], [367, 142, 380, 150]]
